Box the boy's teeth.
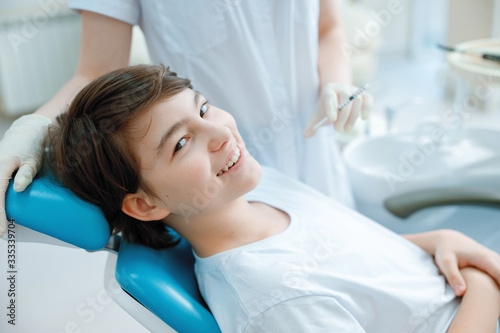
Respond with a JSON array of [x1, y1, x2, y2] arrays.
[[218, 147, 241, 176]]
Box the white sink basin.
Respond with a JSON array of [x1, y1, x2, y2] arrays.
[[342, 124, 500, 243]]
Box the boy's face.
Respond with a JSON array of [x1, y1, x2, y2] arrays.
[[128, 88, 261, 221]]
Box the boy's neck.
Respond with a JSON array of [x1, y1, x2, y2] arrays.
[[166, 197, 290, 258]]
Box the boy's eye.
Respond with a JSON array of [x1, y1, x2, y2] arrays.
[[174, 138, 187, 153], [172, 102, 207, 155], [200, 103, 208, 117]]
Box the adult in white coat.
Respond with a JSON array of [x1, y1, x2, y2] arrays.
[[0, 0, 373, 236]]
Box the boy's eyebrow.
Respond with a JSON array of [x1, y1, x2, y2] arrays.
[[156, 117, 189, 153], [155, 91, 201, 153], [194, 90, 201, 106]]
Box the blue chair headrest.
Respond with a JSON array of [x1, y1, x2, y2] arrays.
[[5, 176, 110, 251]]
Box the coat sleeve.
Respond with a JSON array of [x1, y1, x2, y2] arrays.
[[242, 295, 366, 333], [68, 0, 140, 26]]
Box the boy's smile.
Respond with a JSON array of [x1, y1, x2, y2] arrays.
[[216, 146, 241, 176]]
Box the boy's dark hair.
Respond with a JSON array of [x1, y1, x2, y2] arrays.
[[47, 64, 192, 249]]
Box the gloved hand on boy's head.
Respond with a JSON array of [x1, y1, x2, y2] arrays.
[[0, 114, 52, 237]]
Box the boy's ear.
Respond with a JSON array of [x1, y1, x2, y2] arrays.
[[122, 191, 170, 221]]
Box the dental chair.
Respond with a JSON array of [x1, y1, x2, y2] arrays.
[[5, 175, 221, 333]]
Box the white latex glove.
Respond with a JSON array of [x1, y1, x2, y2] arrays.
[[0, 114, 52, 237], [303, 83, 374, 138]]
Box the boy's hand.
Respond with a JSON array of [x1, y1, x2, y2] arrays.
[[404, 229, 500, 296], [432, 230, 500, 296]]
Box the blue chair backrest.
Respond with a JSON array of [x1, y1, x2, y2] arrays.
[[116, 238, 221, 332], [5, 176, 221, 332]]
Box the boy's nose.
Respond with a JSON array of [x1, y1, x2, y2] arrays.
[[207, 125, 232, 152]]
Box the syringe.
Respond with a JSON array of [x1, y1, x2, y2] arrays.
[[312, 83, 370, 132]]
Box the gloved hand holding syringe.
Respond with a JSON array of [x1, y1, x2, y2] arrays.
[[303, 82, 373, 138]]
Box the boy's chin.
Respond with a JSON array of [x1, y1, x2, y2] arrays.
[[226, 155, 261, 196], [242, 161, 262, 193]]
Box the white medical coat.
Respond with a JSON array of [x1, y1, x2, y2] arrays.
[[68, 0, 355, 207]]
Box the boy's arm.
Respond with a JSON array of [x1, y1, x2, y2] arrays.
[[402, 229, 500, 296], [447, 267, 500, 333]]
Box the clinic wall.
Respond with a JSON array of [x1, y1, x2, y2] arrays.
[[355, 0, 412, 57], [448, 0, 496, 44]]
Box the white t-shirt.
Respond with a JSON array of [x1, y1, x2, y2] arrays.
[[194, 167, 461, 333], [67, 0, 355, 207]]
